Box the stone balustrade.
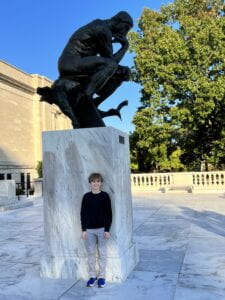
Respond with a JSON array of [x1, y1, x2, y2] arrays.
[[0, 180, 16, 198], [131, 171, 225, 193], [33, 178, 43, 197]]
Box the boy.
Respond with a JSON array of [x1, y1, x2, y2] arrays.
[[80, 173, 112, 288]]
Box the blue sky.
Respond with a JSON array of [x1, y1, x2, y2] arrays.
[[1, 0, 172, 133]]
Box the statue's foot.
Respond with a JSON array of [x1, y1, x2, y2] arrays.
[[117, 100, 128, 111], [37, 87, 54, 104], [98, 100, 128, 120], [114, 100, 129, 120], [112, 109, 122, 119], [72, 120, 80, 129]]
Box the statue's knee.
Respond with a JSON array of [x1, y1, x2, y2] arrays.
[[117, 66, 131, 81], [105, 59, 118, 73]]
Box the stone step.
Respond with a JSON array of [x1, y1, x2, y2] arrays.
[[0, 200, 33, 212], [0, 196, 18, 205], [161, 186, 193, 193]]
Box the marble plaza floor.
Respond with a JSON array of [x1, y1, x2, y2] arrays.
[[0, 192, 225, 300]]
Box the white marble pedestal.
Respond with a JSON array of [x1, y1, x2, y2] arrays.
[[40, 127, 138, 282]]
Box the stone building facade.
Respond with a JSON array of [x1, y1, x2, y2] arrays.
[[0, 60, 71, 188]]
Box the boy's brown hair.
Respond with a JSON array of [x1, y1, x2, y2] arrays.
[[88, 173, 104, 183]]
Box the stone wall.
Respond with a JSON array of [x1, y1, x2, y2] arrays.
[[0, 60, 72, 183]]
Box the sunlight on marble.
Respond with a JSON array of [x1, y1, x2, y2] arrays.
[[0, 193, 225, 299]]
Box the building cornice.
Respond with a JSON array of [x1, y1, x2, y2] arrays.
[[0, 72, 36, 95], [0, 165, 35, 170], [0, 161, 35, 169], [0, 59, 31, 76]]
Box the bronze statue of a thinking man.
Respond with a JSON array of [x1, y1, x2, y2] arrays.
[[38, 11, 133, 128]]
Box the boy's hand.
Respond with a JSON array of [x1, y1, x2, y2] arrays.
[[82, 231, 87, 240], [104, 232, 110, 239]]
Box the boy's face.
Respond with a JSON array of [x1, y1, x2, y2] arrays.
[[90, 179, 102, 191]]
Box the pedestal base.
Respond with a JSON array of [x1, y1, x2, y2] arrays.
[[41, 242, 138, 282], [41, 127, 139, 282]]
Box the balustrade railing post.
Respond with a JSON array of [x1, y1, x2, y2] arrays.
[[131, 171, 225, 192]]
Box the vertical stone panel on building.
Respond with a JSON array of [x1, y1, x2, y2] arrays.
[[0, 60, 72, 183]]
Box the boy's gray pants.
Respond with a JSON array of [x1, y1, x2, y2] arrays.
[[86, 227, 107, 278]]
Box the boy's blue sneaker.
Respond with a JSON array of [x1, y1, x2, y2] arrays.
[[87, 277, 97, 287], [98, 278, 105, 288]]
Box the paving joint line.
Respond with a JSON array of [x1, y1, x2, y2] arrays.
[[133, 203, 167, 232], [57, 280, 80, 300], [172, 237, 190, 300]]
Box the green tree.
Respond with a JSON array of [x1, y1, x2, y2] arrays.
[[36, 161, 43, 178], [129, 0, 225, 171], [130, 106, 185, 172]]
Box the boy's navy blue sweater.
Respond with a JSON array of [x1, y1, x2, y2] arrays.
[[80, 191, 112, 232]]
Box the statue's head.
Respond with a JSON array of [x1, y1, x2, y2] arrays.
[[110, 11, 133, 35]]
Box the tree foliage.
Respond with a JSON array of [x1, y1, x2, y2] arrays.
[[129, 0, 225, 171], [36, 161, 43, 178]]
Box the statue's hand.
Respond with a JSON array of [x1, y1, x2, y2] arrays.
[[112, 34, 129, 48]]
